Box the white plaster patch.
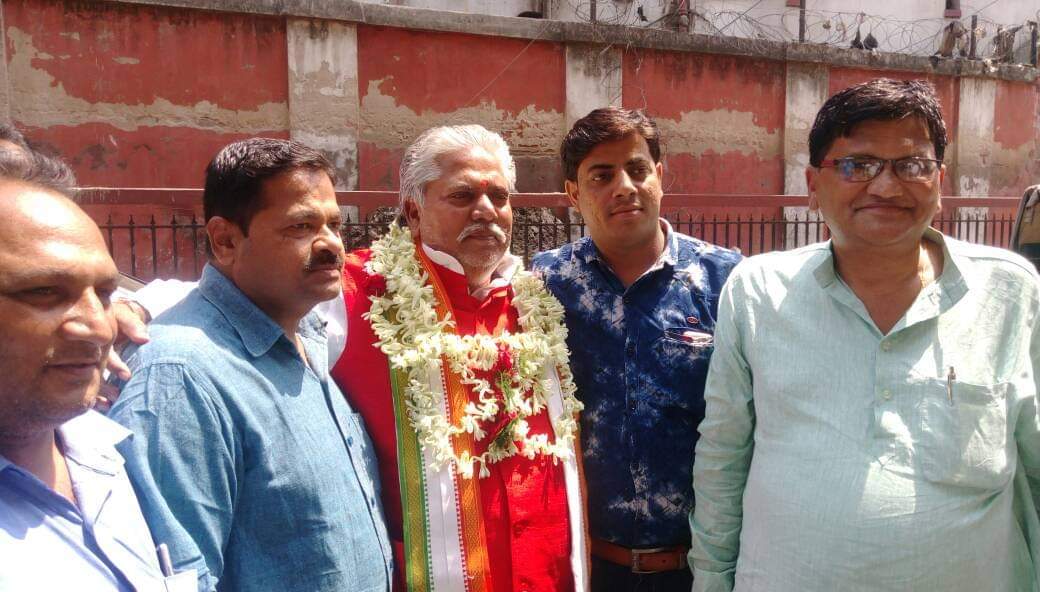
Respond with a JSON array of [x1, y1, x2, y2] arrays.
[[565, 43, 622, 128], [359, 78, 563, 156], [287, 18, 360, 189], [656, 109, 781, 158]]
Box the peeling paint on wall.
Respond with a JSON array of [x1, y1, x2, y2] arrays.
[[25, 123, 288, 186], [355, 26, 566, 191], [622, 48, 785, 193], [5, 0, 287, 109], [359, 79, 563, 155], [288, 18, 361, 189], [356, 25, 565, 117], [3, 0, 291, 187], [657, 109, 781, 159], [7, 27, 289, 133]]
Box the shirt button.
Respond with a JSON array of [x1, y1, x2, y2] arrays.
[[881, 341, 892, 352], [627, 400, 637, 411], [512, 520, 528, 536], [626, 342, 636, 357], [881, 389, 892, 400]]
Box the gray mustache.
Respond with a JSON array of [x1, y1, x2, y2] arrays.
[[456, 223, 508, 243]]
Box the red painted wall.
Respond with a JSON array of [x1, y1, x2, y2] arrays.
[[993, 79, 1040, 195], [622, 49, 786, 196], [4, 0, 289, 188], [355, 25, 566, 192]]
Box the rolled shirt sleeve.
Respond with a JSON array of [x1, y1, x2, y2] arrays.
[[110, 362, 237, 592], [689, 266, 756, 592]]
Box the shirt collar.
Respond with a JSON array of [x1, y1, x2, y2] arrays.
[[59, 411, 132, 476], [197, 264, 290, 358], [813, 228, 969, 330], [0, 411, 132, 477], [577, 218, 677, 273], [814, 228, 962, 282], [420, 243, 521, 300]]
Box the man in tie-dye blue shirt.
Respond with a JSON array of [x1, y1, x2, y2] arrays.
[[531, 107, 741, 592]]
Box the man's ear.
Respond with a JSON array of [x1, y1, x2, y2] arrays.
[[206, 216, 242, 266], [403, 200, 422, 236], [564, 179, 581, 211], [935, 164, 946, 215], [805, 167, 820, 211]]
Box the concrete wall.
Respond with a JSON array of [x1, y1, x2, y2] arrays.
[[3, 0, 1038, 202]]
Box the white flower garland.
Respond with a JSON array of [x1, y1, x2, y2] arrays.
[[363, 224, 583, 479]]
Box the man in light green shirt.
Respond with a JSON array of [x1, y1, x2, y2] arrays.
[[689, 78, 1040, 592]]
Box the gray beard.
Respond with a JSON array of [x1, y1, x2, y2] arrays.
[[456, 241, 510, 274]]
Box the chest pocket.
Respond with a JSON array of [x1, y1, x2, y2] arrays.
[[649, 329, 714, 414], [912, 378, 1011, 490]]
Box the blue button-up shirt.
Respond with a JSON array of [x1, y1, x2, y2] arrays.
[[0, 411, 173, 591], [109, 264, 392, 592], [532, 221, 742, 547]]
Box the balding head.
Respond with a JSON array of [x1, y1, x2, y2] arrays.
[[0, 180, 118, 443]]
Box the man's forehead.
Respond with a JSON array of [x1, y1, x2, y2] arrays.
[[438, 146, 507, 174], [257, 168, 337, 208], [0, 235, 117, 287], [580, 133, 653, 167], [835, 118, 935, 150]]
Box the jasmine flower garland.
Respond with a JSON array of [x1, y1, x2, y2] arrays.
[[363, 224, 583, 479]]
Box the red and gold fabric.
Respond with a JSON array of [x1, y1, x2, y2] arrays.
[[333, 244, 589, 592]]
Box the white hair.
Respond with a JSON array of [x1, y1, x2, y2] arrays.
[[398, 124, 517, 210]]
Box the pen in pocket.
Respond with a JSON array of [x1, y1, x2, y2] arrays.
[[157, 543, 174, 577], [946, 366, 956, 406]]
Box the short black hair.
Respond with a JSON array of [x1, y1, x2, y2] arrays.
[[0, 143, 77, 196], [561, 107, 661, 182], [809, 79, 948, 167], [203, 138, 336, 234]]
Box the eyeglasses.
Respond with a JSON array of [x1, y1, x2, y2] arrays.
[[818, 156, 942, 183]]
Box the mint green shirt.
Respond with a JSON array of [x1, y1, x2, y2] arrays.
[[690, 229, 1040, 592]]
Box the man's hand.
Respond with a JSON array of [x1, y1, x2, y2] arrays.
[[98, 300, 151, 412]]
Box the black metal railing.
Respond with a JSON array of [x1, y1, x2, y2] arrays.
[[99, 208, 1018, 282]]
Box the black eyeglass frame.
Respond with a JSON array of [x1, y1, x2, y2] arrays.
[[817, 156, 944, 183]]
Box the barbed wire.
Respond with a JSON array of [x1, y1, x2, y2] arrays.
[[559, 0, 1038, 64]]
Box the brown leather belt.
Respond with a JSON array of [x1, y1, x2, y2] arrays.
[[591, 538, 689, 574]]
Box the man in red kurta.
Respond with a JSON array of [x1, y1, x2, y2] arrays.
[[335, 125, 587, 592], [115, 125, 589, 591]]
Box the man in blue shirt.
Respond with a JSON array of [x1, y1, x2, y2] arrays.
[[532, 107, 741, 591], [0, 157, 192, 591], [109, 139, 392, 592]]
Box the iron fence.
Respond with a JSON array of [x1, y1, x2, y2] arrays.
[[96, 201, 1019, 282]]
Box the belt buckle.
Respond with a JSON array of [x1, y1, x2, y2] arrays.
[[630, 546, 670, 574]]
